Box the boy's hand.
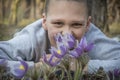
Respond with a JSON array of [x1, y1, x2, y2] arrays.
[[70, 58, 88, 72], [35, 61, 43, 69], [35, 54, 88, 73], [83, 64, 88, 73]]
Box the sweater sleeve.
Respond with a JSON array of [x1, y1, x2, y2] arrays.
[[0, 19, 46, 73], [85, 23, 120, 73]]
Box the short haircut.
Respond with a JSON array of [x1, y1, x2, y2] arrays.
[[44, 0, 89, 16]]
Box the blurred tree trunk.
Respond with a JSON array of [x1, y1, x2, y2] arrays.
[[0, 0, 2, 23], [0, 0, 4, 24], [30, 0, 36, 19], [33, 0, 36, 19], [9, 0, 20, 25], [29, 0, 44, 19], [107, 0, 120, 23], [107, 0, 120, 35], [36, 0, 44, 18], [88, 0, 109, 32], [36, 0, 41, 18]]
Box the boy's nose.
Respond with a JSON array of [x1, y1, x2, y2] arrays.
[[62, 27, 73, 35]]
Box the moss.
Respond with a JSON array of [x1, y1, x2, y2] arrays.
[[109, 22, 120, 35], [17, 19, 36, 28], [0, 18, 37, 40]]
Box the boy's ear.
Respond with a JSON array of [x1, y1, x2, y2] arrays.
[[85, 16, 91, 32], [42, 13, 48, 30]]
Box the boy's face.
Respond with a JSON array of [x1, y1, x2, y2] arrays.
[[42, 1, 90, 47]]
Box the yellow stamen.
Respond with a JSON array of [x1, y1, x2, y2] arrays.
[[57, 50, 61, 54], [19, 65, 25, 70]]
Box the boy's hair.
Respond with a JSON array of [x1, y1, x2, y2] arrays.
[[44, 0, 89, 16]]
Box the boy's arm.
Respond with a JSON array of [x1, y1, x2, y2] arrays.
[[88, 59, 120, 73], [85, 23, 120, 72], [0, 19, 46, 73]]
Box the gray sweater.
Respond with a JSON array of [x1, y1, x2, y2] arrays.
[[0, 19, 120, 73]]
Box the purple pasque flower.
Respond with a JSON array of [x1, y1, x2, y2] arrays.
[[43, 52, 61, 67], [55, 33, 76, 50], [64, 33, 76, 49], [79, 37, 94, 52], [69, 46, 83, 58], [12, 61, 28, 79], [69, 37, 93, 58], [0, 59, 7, 66], [113, 69, 120, 76], [55, 33, 63, 43], [108, 69, 120, 77], [50, 44, 67, 59]]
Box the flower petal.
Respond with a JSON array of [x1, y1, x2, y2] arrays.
[[55, 33, 63, 43], [84, 42, 94, 52], [65, 33, 76, 49], [49, 59, 61, 67], [67, 41, 75, 49], [12, 61, 28, 79], [79, 37, 87, 49], [79, 37, 93, 52], [69, 47, 83, 58], [59, 45, 67, 55], [20, 61, 28, 71], [51, 45, 67, 59], [43, 51, 60, 67], [50, 47, 63, 58], [0, 59, 7, 66], [48, 54, 54, 63], [43, 51, 48, 63]]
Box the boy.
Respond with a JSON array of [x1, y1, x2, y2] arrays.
[[0, 0, 120, 75]]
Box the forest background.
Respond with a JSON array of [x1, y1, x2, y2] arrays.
[[0, 0, 120, 40]]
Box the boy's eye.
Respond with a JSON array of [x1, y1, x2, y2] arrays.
[[52, 22, 63, 27], [72, 23, 84, 28]]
